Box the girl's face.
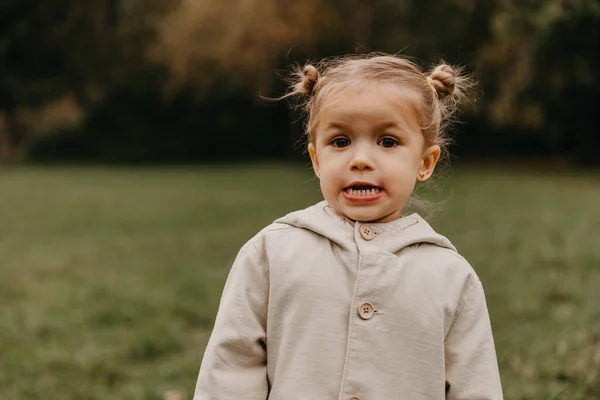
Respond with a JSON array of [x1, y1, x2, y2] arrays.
[[308, 84, 440, 223]]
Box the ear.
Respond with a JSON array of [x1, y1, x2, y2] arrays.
[[308, 143, 320, 178], [417, 145, 441, 181]]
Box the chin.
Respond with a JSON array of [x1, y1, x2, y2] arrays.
[[344, 210, 383, 223]]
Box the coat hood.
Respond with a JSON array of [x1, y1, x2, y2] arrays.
[[274, 201, 456, 255]]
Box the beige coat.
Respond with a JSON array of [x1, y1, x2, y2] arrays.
[[194, 201, 503, 399]]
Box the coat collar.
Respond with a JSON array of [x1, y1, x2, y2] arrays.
[[275, 201, 456, 255]]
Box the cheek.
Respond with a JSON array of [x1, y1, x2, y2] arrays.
[[383, 154, 420, 187], [318, 175, 341, 199], [314, 147, 337, 171], [400, 148, 424, 171], [386, 149, 418, 168], [318, 166, 339, 186], [316, 158, 343, 189]]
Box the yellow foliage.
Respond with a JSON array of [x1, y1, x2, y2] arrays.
[[152, 0, 340, 89]]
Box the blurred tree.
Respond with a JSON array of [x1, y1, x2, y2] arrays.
[[18, 0, 600, 164], [528, 1, 600, 164], [474, 0, 600, 163], [0, 0, 169, 163]]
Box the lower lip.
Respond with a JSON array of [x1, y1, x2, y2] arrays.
[[342, 189, 384, 202]]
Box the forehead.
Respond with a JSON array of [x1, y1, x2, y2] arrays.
[[315, 83, 423, 129]]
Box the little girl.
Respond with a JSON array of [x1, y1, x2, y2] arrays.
[[193, 53, 503, 399]]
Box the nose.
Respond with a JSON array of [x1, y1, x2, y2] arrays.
[[349, 142, 375, 171]]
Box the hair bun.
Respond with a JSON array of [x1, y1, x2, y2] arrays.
[[296, 65, 320, 96], [427, 64, 456, 99]]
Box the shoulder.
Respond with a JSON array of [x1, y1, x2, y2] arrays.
[[246, 220, 321, 254], [226, 222, 301, 277], [241, 203, 328, 255], [412, 242, 482, 299], [418, 243, 476, 273], [408, 243, 486, 331], [244, 201, 337, 251]]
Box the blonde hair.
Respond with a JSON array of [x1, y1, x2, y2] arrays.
[[282, 52, 475, 161]]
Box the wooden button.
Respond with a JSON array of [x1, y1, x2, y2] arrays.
[[359, 224, 375, 240], [348, 397, 360, 400], [357, 302, 374, 320]]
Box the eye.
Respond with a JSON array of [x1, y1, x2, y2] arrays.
[[378, 137, 399, 148], [330, 137, 350, 148]]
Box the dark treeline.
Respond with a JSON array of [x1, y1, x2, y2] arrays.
[[1, 0, 599, 165]]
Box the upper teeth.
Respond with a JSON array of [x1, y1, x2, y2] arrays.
[[348, 188, 380, 196]]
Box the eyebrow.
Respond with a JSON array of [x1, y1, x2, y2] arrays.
[[324, 121, 401, 131], [324, 121, 351, 131]]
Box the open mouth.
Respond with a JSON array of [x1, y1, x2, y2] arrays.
[[344, 184, 382, 197]]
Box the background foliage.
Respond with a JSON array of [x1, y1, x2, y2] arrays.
[[0, 0, 598, 164]]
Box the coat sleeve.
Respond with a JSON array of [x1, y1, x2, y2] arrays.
[[194, 241, 269, 400], [445, 280, 503, 400]]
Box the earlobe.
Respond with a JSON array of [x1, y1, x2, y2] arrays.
[[417, 145, 441, 181], [308, 143, 320, 178]]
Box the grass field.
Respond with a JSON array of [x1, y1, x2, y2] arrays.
[[1, 164, 599, 399]]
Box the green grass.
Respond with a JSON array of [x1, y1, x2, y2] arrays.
[[0, 164, 599, 399]]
